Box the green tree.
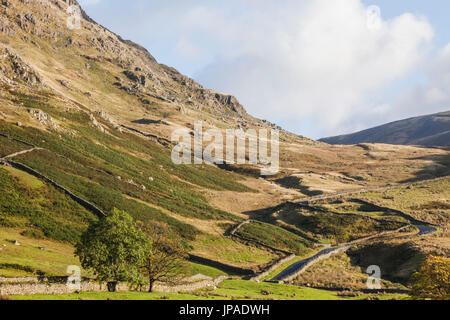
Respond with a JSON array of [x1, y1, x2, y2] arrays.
[[140, 221, 188, 292], [75, 209, 150, 292], [410, 255, 450, 300]]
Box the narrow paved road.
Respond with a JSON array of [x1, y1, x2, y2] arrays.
[[270, 224, 438, 283], [0, 147, 42, 161], [271, 247, 347, 282], [415, 225, 437, 236]]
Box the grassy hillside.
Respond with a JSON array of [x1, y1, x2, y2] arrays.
[[293, 252, 408, 291], [320, 111, 450, 146], [0, 0, 448, 300], [0, 118, 253, 239], [254, 203, 405, 245], [235, 221, 313, 255], [360, 178, 450, 226], [318, 200, 410, 223], [0, 228, 85, 277], [0, 166, 96, 243]]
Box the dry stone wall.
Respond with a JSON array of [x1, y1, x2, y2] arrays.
[[0, 275, 228, 296]]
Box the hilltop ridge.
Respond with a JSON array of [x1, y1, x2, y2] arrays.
[[321, 111, 450, 147], [0, 0, 313, 145]]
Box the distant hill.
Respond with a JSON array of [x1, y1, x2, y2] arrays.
[[320, 111, 450, 146]]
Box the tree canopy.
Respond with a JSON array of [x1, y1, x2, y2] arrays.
[[75, 208, 150, 292], [411, 255, 450, 300]]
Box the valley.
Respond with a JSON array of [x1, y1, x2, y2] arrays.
[[0, 0, 448, 301]]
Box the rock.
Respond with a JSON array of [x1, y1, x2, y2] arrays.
[[38, 247, 45, 251], [89, 113, 105, 133], [57, 79, 71, 89], [14, 240, 20, 246], [16, 121, 22, 127], [148, 177, 154, 182], [27, 109, 58, 130], [123, 70, 139, 82], [178, 106, 186, 115]]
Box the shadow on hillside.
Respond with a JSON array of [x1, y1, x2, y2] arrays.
[[400, 147, 450, 183], [274, 176, 324, 197], [131, 118, 163, 125], [242, 203, 284, 221], [347, 242, 425, 286]]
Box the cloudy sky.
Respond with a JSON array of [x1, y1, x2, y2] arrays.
[[79, 0, 450, 139]]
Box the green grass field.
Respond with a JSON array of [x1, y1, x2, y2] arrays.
[[259, 203, 406, 244], [235, 221, 313, 255], [360, 178, 450, 226], [186, 262, 229, 278], [9, 280, 409, 300], [0, 166, 97, 243], [0, 228, 84, 277], [1, 118, 248, 230], [319, 200, 409, 223], [191, 235, 276, 268], [2, 165, 44, 189]]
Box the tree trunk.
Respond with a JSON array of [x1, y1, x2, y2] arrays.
[[148, 280, 155, 293], [107, 281, 117, 292]]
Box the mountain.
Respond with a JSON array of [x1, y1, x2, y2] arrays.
[[0, 0, 312, 145], [0, 0, 449, 286], [320, 111, 450, 146]]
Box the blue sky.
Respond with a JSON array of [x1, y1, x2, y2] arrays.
[[79, 0, 450, 139]]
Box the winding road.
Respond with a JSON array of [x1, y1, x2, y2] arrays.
[[269, 224, 438, 283], [0, 133, 446, 289], [271, 246, 350, 282]]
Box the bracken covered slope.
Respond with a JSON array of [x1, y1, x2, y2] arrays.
[[0, 0, 449, 283]]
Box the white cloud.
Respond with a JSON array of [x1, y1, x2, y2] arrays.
[[392, 44, 450, 118], [172, 0, 434, 137], [83, 0, 439, 138]]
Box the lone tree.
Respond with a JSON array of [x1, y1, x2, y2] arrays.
[[140, 221, 188, 292], [410, 255, 450, 300], [75, 209, 150, 292]]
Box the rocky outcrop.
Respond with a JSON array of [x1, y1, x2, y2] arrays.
[[27, 109, 58, 130], [0, 0, 313, 146], [0, 46, 42, 87], [0, 15, 16, 35]]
